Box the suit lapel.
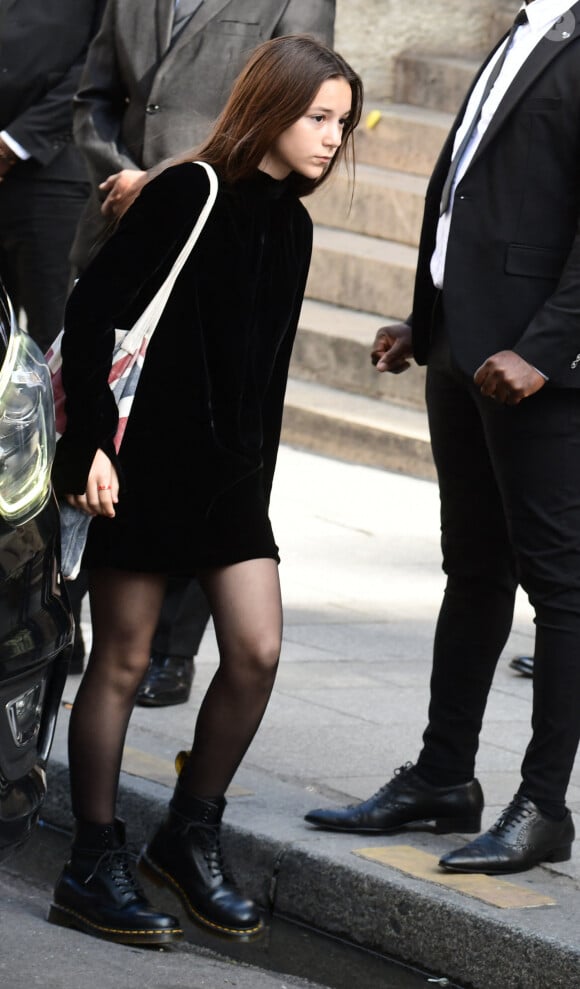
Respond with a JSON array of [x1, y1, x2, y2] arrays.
[[163, 0, 232, 61], [156, 0, 175, 59], [466, 2, 580, 172]]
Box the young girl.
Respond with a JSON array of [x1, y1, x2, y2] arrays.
[[49, 35, 362, 947]]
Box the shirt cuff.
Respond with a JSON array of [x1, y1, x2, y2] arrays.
[[1, 131, 31, 160]]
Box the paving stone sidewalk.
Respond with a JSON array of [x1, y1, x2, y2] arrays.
[[45, 445, 580, 989]]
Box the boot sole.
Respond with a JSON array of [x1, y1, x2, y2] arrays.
[[47, 902, 183, 946], [139, 852, 264, 940], [304, 814, 482, 835]]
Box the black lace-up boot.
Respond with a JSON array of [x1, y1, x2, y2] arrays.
[[141, 791, 263, 938], [48, 819, 182, 945]]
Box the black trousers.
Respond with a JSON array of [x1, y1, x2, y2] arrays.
[[416, 321, 580, 813], [151, 576, 210, 657], [0, 177, 89, 352]]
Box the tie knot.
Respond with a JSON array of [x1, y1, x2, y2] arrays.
[[514, 8, 528, 27]]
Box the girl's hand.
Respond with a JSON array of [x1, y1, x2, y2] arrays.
[[65, 449, 119, 518]]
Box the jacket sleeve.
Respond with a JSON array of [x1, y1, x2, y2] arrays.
[[261, 204, 313, 504], [72, 0, 139, 187], [276, 0, 335, 45], [513, 230, 580, 385], [52, 163, 212, 495], [6, 0, 106, 166]]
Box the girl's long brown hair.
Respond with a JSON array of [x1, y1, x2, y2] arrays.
[[172, 34, 363, 197]]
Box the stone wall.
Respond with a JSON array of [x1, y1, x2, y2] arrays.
[[335, 0, 518, 100]]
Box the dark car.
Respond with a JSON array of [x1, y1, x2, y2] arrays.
[[0, 284, 72, 860]]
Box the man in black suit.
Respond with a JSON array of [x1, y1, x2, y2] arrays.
[[0, 0, 104, 352], [306, 0, 580, 874]]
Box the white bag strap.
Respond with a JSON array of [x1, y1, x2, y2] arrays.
[[120, 161, 219, 354]]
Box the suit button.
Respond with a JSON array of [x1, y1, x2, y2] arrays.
[[146, 103, 161, 114]]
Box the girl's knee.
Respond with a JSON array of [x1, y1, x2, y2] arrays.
[[229, 635, 280, 684], [88, 644, 151, 694]]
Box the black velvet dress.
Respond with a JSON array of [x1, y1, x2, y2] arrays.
[[52, 163, 313, 573]]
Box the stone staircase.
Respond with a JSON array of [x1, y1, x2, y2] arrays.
[[283, 3, 517, 480]]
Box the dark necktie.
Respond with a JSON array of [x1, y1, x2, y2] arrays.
[[171, 0, 204, 42], [439, 7, 529, 215]]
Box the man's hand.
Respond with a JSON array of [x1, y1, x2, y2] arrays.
[[371, 322, 414, 374], [474, 350, 546, 405], [0, 135, 18, 180], [99, 168, 147, 217]]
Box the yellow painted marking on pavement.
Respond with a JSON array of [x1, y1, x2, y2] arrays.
[[122, 747, 252, 797], [353, 845, 556, 909]]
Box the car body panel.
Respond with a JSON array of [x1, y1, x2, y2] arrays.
[[0, 284, 72, 859]]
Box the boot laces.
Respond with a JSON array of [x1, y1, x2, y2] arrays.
[[199, 827, 229, 882], [85, 848, 144, 896]]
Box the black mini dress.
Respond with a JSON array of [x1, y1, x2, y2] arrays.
[[52, 163, 313, 573]]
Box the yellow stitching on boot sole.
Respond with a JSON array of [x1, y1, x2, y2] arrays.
[[142, 857, 263, 936], [50, 904, 182, 937]]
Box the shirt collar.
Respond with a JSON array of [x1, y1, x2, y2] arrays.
[[521, 0, 578, 33]]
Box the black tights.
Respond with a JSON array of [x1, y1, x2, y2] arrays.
[[68, 561, 282, 824]]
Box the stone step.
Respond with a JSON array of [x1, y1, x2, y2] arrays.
[[306, 226, 417, 319], [295, 298, 426, 410], [281, 377, 434, 481], [307, 163, 426, 247], [354, 102, 452, 177], [393, 5, 515, 116], [395, 52, 481, 114]]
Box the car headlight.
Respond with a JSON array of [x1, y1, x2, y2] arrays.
[[0, 313, 55, 525]]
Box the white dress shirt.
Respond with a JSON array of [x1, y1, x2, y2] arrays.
[[430, 0, 578, 289]]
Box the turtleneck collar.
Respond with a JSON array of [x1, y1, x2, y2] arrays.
[[238, 168, 293, 201]]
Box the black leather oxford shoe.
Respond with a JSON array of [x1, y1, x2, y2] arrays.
[[137, 652, 194, 707], [509, 654, 534, 678], [304, 763, 483, 834], [439, 794, 574, 874]]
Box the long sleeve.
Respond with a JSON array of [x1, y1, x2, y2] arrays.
[[2, 0, 106, 166], [513, 227, 580, 384], [52, 162, 212, 495], [261, 204, 313, 503], [72, 0, 139, 186]]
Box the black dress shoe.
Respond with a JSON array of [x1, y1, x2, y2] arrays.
[[304, 763, 483, 834], [509, 654, 534, 678], [439, 794, 574, 874], [136, 652, 194, 707]]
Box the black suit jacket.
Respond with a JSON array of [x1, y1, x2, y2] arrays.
[[411, 2, 580, 388], [0, 0, 105, 183]]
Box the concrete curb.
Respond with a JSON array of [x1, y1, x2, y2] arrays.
[[44, 757, 580, 989]]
